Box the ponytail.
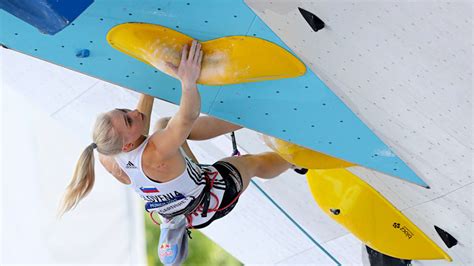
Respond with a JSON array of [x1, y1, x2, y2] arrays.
[[58, 113, 123, 217], [58, 143, 96, 217]]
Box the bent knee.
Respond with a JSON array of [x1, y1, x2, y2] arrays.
[[220, 155, 262, 179]]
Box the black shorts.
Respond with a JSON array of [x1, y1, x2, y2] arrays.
[[193, 161, 243, 229]]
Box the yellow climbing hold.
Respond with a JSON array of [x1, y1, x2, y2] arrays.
[[307, 168, 452, 261], [107, 23, 306, 85], [262, 135, 355, 169]]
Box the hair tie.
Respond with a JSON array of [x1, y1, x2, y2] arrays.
[[91, 143, 97, 149]]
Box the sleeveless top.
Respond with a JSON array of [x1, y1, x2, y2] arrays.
[[114, 137, 226, 226]]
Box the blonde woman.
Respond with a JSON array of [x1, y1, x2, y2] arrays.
[[59, 40, 293, 229]]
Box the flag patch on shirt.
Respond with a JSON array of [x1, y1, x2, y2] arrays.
[[140, 186, 160, 193]]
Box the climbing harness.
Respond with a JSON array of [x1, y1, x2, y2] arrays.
[[147, 131, 242, 229]]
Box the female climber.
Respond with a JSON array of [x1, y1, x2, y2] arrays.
[[59, 40, 294, 228]]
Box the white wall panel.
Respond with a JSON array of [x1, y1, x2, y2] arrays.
[[1, 81, 146, 264], [245, 0, 472, 264], [201, 181, 338, 265], [1, 49, 98, 115]]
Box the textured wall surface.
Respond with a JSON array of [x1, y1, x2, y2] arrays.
[[244, 0, 472, 264]]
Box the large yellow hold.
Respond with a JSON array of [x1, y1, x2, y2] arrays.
[[262, 135, 355, 169], [307, 169, 452, 261], [262, 135, 451, 261], [107, 23, 306, 85]]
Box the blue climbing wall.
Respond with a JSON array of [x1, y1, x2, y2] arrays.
[[0, 0, 427, 187], [0, 0, 94, 35]]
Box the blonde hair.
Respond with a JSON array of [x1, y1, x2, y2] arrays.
[[58, 113, 123, 217]]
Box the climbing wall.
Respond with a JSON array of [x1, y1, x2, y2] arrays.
[[0, 0, 428, 187], [243, 0, 472, 264]]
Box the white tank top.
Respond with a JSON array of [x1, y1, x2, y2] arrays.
[[114, 137, 226, 226]]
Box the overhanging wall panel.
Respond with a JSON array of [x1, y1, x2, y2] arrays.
[[1, 0, 427, 186]]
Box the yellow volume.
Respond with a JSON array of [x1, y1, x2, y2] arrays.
[[262, 135, 355, 169], [262, 135, 451, 261], [107, 23, 306, 85], [307, 169, 452, 261]]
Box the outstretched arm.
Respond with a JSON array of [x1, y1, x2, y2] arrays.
[[136, 94, 154, 136], [149, 40, 203, 159]]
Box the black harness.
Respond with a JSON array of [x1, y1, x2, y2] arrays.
[[146, 132, 241, 228], [156, 171, 212, 220]]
